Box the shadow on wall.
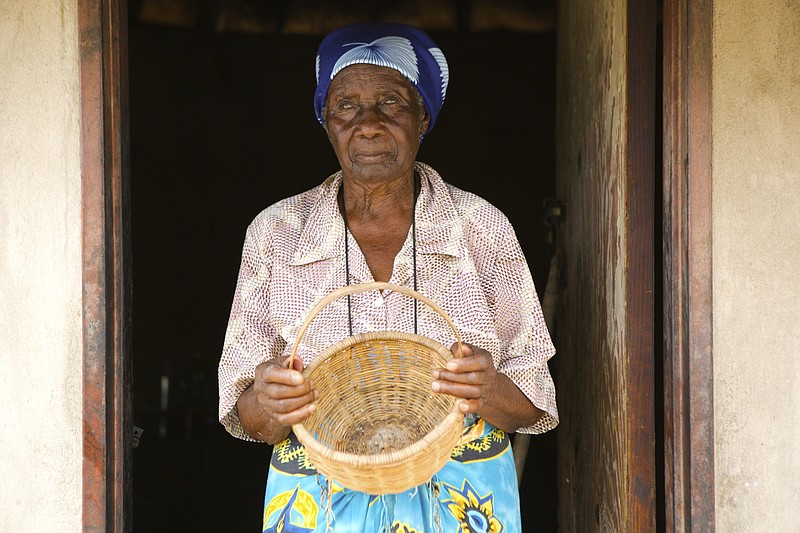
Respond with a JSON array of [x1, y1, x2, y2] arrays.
[[129, 19, 558, 532]]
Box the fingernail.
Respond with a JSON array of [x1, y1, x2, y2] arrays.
[[431, 382, 440, 392]]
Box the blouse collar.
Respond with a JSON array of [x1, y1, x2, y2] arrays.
[[291, 162, 466, 266]]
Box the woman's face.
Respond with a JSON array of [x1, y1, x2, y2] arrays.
[[324, 64, 429, 185]]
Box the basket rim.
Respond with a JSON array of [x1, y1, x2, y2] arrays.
[[301, 329, 454, 376], [288, 282, 463, 368], [291, 330, 463, 468]]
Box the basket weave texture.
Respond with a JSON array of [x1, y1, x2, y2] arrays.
[[289, 282, 464, 495]]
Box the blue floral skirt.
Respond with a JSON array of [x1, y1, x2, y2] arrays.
[[261, 418, 522, 533]]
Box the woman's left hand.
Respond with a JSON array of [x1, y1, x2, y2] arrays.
[[432, 342, 497, 415], [432, 341, 544, 432]]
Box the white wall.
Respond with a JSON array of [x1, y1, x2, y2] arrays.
[[0, 1, 83, 530], [713, 1, 800, 530]]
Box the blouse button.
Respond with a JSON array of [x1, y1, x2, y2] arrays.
[[373, 294, 384, 307]]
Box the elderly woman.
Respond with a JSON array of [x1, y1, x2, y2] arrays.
[[218, 22, 558, 532]]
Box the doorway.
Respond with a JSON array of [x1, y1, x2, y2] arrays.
[[128, 2, 560, 531]]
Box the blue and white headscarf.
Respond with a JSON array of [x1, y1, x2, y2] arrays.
[[314, 22, 450, 134]]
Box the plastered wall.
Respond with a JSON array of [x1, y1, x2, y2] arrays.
[[713, 1, 800, 530], [0, 1, 83, 530]]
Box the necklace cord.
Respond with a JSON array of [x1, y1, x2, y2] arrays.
[[340, 194, 354, 336], [412, 175, 419, 334]]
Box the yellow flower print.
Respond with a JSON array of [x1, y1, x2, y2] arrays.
[[441, 479, 504, 533]]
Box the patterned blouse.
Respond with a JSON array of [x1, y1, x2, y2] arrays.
[[218, 162, 558, 438]]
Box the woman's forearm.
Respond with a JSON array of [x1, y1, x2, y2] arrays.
[[477, 372, 544, 433]]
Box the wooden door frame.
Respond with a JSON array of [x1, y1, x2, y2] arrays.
[[79, 0, 131, 530], [77, 0, 715, 530], [662, 0, 715, 530], [626, 1, 657, 531]]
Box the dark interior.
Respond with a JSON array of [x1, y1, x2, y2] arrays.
[[130, 6, 559, 531]]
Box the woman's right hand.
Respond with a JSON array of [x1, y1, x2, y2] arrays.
[[237, 355, 318, 444]]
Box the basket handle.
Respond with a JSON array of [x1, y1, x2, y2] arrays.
[[288, 281, 463, 368]]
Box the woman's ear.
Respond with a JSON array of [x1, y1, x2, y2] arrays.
[[419, 108, 430, 136]]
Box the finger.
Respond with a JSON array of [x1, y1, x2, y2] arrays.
[[450, 341, 472, 359], [272, 401, 318, 427], [456, 399, 479, 414], [445, 355, 489, 374], [431, 380, 483, 399], [260, 364, 306, 386], [256, 379, 315, 401], [269, 388, 318, 415], [434, 368, 485, 386], [285, 356, 304, 372], [438, 351, 492, 382], [435, 387, 482, 415]]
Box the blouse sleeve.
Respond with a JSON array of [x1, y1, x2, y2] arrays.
[[486, 217, 559, 434], [217, 218, 283, 441]]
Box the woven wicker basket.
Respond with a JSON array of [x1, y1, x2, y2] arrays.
[[289, 281, 465, 495]]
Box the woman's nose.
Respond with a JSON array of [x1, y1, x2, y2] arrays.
[[353, 104, 384, 136]]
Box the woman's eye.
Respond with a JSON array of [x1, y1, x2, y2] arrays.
[[381, 97, 398, 105], [338, 101, 354, 110]]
